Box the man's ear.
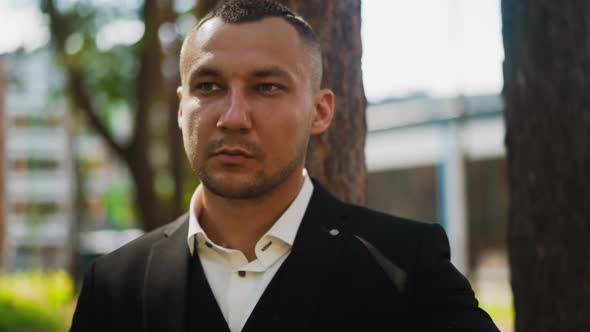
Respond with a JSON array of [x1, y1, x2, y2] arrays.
[[177, 86, 184, 129], [310, 89, 335, 135]]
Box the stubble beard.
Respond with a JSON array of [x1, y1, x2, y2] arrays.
[[193, 136, 308, 200]]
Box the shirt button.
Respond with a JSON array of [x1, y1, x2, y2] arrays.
[[329, 228, 340, 236], [238, 270, 246, 277]]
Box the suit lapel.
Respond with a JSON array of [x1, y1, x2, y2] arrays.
[[242, 184, 351, 332], [143, 215, 190, 332]]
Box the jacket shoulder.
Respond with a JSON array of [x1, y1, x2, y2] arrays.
[[344, 204, 444, 271], [345, 204, 439, 243], [92, 214, 188, 281]]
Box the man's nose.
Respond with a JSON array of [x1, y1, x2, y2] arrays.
[[217, 87, 252, 132]]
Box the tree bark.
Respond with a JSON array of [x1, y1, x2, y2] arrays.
[[127, 0, 166, 230], [196, 0, 368, 205], [502, 1, 590, 331], [281, 0, 367, 205]]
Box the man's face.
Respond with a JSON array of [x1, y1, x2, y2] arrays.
[[178, 17, 333, 199]]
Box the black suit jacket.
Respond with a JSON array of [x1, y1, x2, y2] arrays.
[[70, 183, 499, 332]]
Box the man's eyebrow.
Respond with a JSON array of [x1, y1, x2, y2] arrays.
[[250, 66, 295, 82], [187, 66, 223, 84]]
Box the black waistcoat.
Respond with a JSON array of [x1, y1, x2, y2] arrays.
[[185, 248, 306, 332], [186, 246, 231, 332]]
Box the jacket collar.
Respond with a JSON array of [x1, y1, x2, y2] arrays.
[[143, 213, 191, 332]]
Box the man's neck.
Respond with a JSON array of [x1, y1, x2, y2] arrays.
[[198, 171, 305, 261]]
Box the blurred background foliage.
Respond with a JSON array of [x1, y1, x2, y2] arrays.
[[0, 271, 75, 332], [40, 0, 201, 232]]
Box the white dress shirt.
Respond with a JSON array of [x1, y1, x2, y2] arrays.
[[186, 173, 314, 332]]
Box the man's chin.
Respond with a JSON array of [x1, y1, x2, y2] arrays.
[[201, 174, 266, 200], [206, 185, 264, 200], [197, 159, 302, 200]]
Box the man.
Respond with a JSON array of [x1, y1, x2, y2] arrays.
[[70, 1, 499, 331]]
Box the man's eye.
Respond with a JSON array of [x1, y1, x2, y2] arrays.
[[257, 83, 281, 93], [196, 82, 221, 91]]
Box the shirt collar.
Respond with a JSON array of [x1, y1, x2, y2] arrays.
[[264, 174, 313, 246], [187, 170, 314, 256]]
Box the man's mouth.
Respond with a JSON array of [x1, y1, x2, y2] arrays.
[[213, 148, 253, 157], [212, 148, 254, 163]]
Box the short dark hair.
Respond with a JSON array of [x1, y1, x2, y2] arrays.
[[181, 0, 323, 89]]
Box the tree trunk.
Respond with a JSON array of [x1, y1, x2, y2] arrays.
[[196, 0, 368, 205], [126, 145, 161, 231], [281, 0, 367, 205], [167, 80, 185, 217], [502, 1, 590, 331], [161, 2, 187, 219]]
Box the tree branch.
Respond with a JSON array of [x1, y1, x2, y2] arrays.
[[43, 0, 128, 160], [130, 0, 163, 151], [69, 70, 128, 158]]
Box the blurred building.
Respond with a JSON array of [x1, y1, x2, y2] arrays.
[[366, 94, 507, 276], [0, 49, 140, 272], [1, 49, 75, 270]]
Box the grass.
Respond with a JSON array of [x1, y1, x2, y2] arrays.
[[476, 285, 515, 332], [0, 271, 75, 332]]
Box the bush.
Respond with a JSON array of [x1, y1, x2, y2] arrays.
[[0, 271, 74, 332]]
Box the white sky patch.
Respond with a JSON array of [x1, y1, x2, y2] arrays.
[[176, 13, 197, 37], [96, 19, 145, 51], [65, 32, 84, 55], [0, 5, 50, 54], [361, 0, 503, 101], [174, 0, 195, 13]]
